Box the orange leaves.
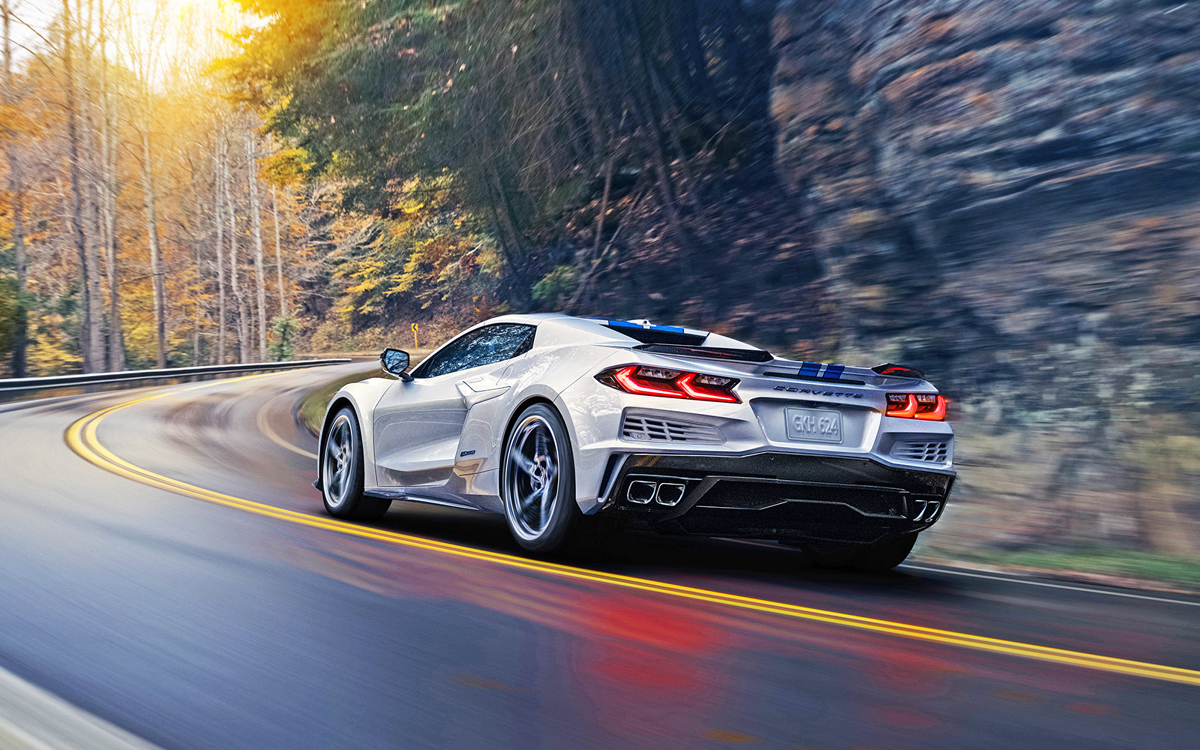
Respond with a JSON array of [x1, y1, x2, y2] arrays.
[[0, 102, 45, 141]]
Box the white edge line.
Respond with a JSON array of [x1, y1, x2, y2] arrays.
[[898, 563, 1200, 608], [720, 538, 1200, 607], [255, 392, 319, 460], [0, 666, 161, 750]]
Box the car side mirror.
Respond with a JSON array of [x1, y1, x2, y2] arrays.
[[380, 348, 413, 381]]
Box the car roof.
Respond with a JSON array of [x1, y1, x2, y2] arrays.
[[457, 315, 928, 385], [469, 313, 761, 351]]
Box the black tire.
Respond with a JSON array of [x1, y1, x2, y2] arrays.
[[500, 403, 583, 553], [801, 533, 917, 572], [321, 407, 390, 521]]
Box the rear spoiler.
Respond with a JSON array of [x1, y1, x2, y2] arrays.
[[872, 363, 926, 379], [634, 343, 774, 363], [599, 319, 708, 345]]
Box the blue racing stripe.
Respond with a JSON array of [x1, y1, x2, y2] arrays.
[[605, 319, 685, 333], [824, 365, 845, 380]]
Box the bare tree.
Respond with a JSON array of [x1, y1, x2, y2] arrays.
[[119, 0, 168, 367], [271, 184, 285, 318], [225, 132, 249, 362], [78, 0, 109, 371], [246, 126, 266, 360], [2, 0, 27, 376], [215, 127, 226, 364], [97, 0, 124, 369], [63, 0, 104, 371], [140, 120, 166, 367], [191, 234, 200, 363]]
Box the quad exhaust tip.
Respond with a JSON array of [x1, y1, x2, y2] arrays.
[[655, 483, 686, 507], [911, 499, 943, 522], [625, 480, 687, 507], [627, 480, 656, 504]]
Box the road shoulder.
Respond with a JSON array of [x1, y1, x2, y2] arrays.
[[0, 667, 159, 750]]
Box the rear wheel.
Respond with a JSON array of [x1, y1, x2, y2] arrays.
[[322, 407, 390, 521], [501, 403, 582, 553], [801, 533, 917, 572]]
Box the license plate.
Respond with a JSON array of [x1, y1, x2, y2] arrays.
[[785, 407, 843, 444]]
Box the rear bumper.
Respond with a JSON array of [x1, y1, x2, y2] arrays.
[[602, 452, 954, 545]]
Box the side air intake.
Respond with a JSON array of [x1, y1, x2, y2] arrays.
[[621, 412, 724, 444], [890, 438, 951, 464]]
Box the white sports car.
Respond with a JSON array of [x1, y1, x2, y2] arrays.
[[317, 314, 954, 571]]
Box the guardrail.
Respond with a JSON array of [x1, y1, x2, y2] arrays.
[[0, 359, 354, 394]]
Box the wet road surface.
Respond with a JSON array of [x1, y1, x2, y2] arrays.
[[1, 364, 1197, 749]]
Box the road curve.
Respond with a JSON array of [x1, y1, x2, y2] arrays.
[[1, 365, 1197, 749]]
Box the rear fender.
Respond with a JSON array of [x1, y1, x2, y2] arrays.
[[469, 346, 618, 478]]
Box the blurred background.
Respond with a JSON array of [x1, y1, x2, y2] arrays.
[[1, 0, 1198, 586]]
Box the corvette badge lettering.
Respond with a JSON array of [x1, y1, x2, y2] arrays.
[[774, 385, 863, 399]]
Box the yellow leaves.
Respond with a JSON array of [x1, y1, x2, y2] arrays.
[[27, 312, 82, 377], [329, 170, 497, 321], [0, 279, 15, 358], [345, 278, 382, 295], [344, 260, 386, 295], [0, 190, 14, 240], [383, 234, 477, 301], [260, 147, 313, 187]]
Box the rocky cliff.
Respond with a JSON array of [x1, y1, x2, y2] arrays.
[[770, 0, 1200, 556]]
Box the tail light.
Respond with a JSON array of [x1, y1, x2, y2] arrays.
[[596, 365, 740, 403], [886, 393, 946, 421]]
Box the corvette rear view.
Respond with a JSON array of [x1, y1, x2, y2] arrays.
[[317, 314, 954, 572]]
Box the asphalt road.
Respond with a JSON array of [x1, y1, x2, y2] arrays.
[[1, 364, 1197, 749]]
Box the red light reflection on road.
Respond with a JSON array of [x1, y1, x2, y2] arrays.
[[574, 594, 729, 742]]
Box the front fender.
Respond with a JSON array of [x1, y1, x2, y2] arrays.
[[317, 376, 393, 490]]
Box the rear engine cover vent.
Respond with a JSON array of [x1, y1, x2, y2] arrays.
[[891, 439, 951, 464], [621, 412, 723, 444]]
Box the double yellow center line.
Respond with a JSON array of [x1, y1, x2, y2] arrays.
[[65, 375, 1200, 688]]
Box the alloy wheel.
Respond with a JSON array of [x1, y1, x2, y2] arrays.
[[323, 415, 354, 509], [503, 414, 560, 542]]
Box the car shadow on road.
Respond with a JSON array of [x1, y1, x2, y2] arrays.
[[366, 501, 957, 601]]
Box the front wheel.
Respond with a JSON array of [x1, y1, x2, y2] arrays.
[[501, 403, 581, 553], [321, 407, 390, 521], [801, 533, 917, 572]]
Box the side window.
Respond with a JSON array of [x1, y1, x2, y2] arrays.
[[416, 324, 534, 378], [414, 329, 486, 379]]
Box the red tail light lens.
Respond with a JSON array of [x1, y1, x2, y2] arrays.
[[598, 365, 740, 403], [886, 393, 946, 421], [886, 393, 917, 418]]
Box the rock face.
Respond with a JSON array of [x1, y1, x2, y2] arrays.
[[770, 0, 1200, 556]]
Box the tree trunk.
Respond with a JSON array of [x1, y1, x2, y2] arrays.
[[192, 240, 201, 364], [215, 134, 227, 364], [225, 142, 249, 363], [98, 0, 124, 370], [485, 166, 528, 288], [140, 124, 167, 368], [62, 0, 102, 372], [2, 0, 27, 376], [593, 155, 614, 257], [78, 0, 107, 371], [272, 185, 285, 318], [246, 129, 266, 361]]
